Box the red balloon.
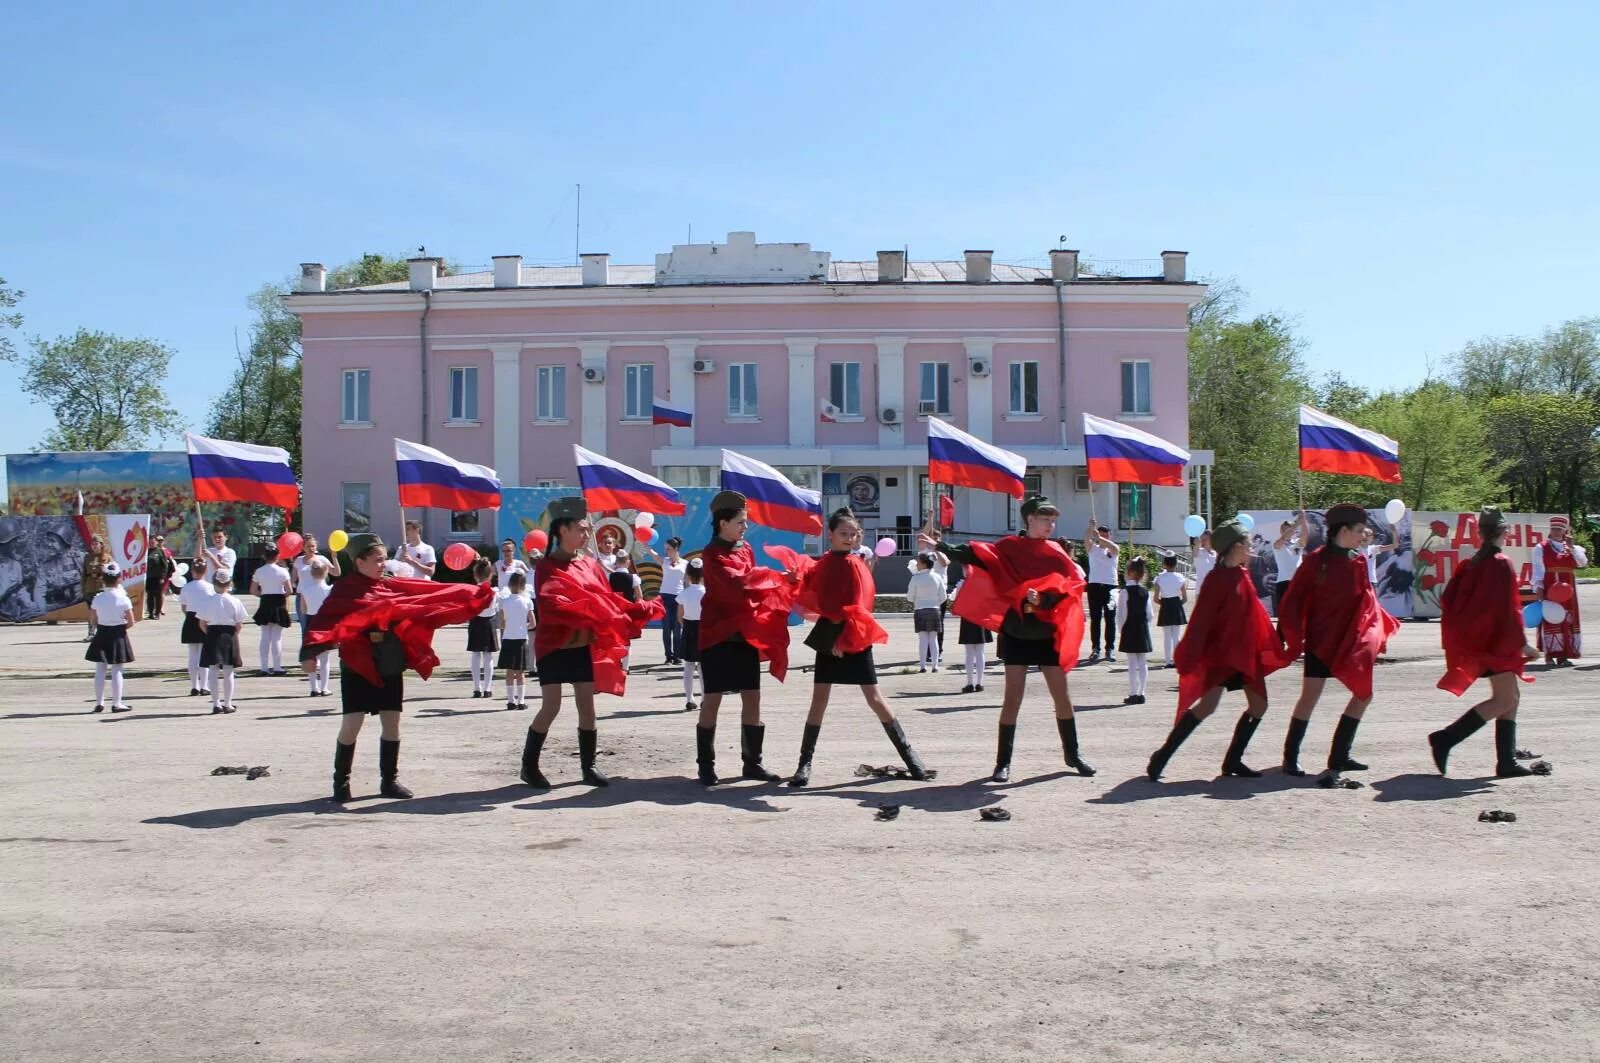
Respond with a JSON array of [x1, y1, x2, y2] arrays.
[[276, 532, 304, 561], [524, 529, 549, 553], [442, 542, 477, 571], [1548, 582, 1573, 604], [635, 526, 653, 544]]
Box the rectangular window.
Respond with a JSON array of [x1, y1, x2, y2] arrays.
[[1121, 360, 1152, 415], [1007, 473, 1045, 531], [1119, 482, 1153, 530], [534, 478, 565, 488], [449, 511, 480, 536], [1008, 361, 1040, 415], [919, 362, 951, 415], [728, 363, 758, 418], [828, 362, 861, 417], [536, 366, 566, 421], [341, 482, 372, 533], [623, 363, 654, 419], [448, 366, 478, 421], [662, 466, 717, 488], [341, 369, 370, 424]]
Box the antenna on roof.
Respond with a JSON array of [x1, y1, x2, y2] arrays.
[[574, 184, 581, 265]]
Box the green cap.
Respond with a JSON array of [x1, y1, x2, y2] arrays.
[[346, 532, 384, 558], [1019, 495, 1059, 521], [711, 489, 747, 513], [546, 496, 588, 521], [1210, 519, 1248, 556], [1478, 505, 1507, 538]]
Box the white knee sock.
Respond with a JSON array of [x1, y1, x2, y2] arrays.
[[223, 667, 236, 706], [111, 665, 125, 706], [965, 644, 983, 686], [94, 662, 107, 705], [209, 665, 222, 703], [1163, 626, 1181, 664], [918, 631, 936, 667], [480, 651, 494, 692], [259, 629, 271, 671], [268, 628, 283, 671], [1126, 654, 1148, 696], [188, 645, 202, 687], [317, 652, 332, 693], [683, 662, 697, 701]]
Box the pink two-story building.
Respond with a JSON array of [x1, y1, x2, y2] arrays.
[[285, 232, 1212, 548]]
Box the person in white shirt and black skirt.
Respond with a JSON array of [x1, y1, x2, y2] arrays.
[[199, 573, 248, 714], [85, 562, 136, 713], [497, 571, 535, 710], [251, 556, 293, 675], [179, 556, 213, 697], [465, 557, 500, 699]]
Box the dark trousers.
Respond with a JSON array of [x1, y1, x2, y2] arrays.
[[1273, 581, 1291, 618], [1088, 583, 1117, 652], [660, 593, 681, 659], [146, 582, 166, 618]]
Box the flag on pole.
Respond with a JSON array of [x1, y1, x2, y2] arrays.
[[574, 446, 686, 515], [1298, 405, 1402, 483], [720, 450, 823, 535], [1082, 414, 1191, 487], [938, 493, 955, 529], [651, 399, 693, 428], [926, 417, 1028, 498], [820, 402, 840, 424], [184, 432, 299, 509], [394, 439, 501, 511]]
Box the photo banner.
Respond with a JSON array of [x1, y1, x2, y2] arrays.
[[0, 513, 150, 623], [1239, 508, 1413, 619]]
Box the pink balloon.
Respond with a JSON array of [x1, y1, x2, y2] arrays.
[[442, 542, 477, 571], [874, 536, 897, 558], [276, 532, 304, 561]]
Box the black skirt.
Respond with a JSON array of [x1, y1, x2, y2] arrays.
[[701, 638, 761, 693], [200, 625, 243, 668], [497, 638, 531, 670], [913, 607, 942, 633], [680, 619, 701, 662], [180, 613, 205, 645], [466, 615, 500, 653], [1304, 652, 1333, 679], [253, 593, 291, 627], [342, 663, 403, 714], [814, 647, 877, 686], [85, 623, 134, 664], [958, 618, 994, 645], [1118, 616, 1153, 655], [996, 633, 1060, 668], [537, 646, 593, 687], [1157, 599, 1188, 627]]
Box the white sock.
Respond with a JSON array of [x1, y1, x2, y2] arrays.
[[1127, 654, 1147, 696], [258, 629, 271, 671], [209, 665, 222, 702], [224, 667, 236, 706], [111, 665, 124, 706], [1163, 627, 1181, 664], [318, 652, 332, 693], [188, 645, 202, 686], [683, 662, 696, 701], [94, 662, 106, 704], [269, 628, 283, 671], [965, 644, 982, 685]]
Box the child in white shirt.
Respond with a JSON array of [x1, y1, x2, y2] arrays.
[[906, 554, 948, 671], [497, 571, 535, 711], [1153, 553, 1189, 667], [677, 559, 706, 711], [298, 557, 334, 697], [179, 557, 215, 696], [251, 557, 293, 675], [466, 558, 500, 699], [1116, 558, 1156, 705], [85, 562, 135, 713], [200, 573, 249, 714]]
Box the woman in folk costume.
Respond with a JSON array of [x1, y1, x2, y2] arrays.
[[1146, 521, 1293, 780], [302, 533, 494, 803], [518, 497, 662, 789], [1275, 503, 1402, 786], [694, 490, 797, 786], [1428, 506, 1542, 778], [946, 495, 1095, 782], [766, 508, 931, 787], [1534, 514, 1586, 667]]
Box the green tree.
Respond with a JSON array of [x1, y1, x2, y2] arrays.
[[1361, 381, 1504, 511], [1484, 392, 1600, 512], [0, 275, 22, 362], [1314, 372, 1371, 420], [208, 285, 303, 470], [326, 252, 412, 290], [22, 329, 183, 450]]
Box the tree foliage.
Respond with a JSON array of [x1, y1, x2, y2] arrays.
[[0, 275, 22, 362], [207, 285, 303, 471], [326, 253, 412, 290], [22, 329, 183, 451], [1484, 392, 1600, 512]]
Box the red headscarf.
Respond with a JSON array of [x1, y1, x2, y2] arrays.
[[1173, 564, 1292, 719], [765, 546, 886, 654], [1437, 549, 1534, 696], [533, 553, 663, 696], [698, 538, 796, 682], [1276, 545, 1400, 700], [304, 575, 495, 687], [949, 536, 1085, 670]]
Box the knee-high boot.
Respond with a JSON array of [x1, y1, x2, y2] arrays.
[[578, 727, 609, 787], [696, 725, 719, 786], [1428, 707, 1487, 775], [991, 722, 1016, 783], [1327, 713, 1368, 772], [520, 727, 550, 788], [1494, 718, 1535, 778], [789, 723, 821, 787], [740, 723, 781, 782], [882, 719, 930, 780], [1056, 716, 1096, 777], [331, 741, 355, 803], [1282, 716, 1310, 777], [379, 738, 412, 799], [1221, 712, 1265, 778], [1147, 710, 1203, 781]]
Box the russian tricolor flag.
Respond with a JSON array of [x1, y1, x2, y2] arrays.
[[927, 417, 1027, 499], [720, 450, 823, 535], [652, 399, 693, 428], [395, 439, 501, 511], [1082, 414, 1191, 487], [184, 432, 299, 510], [574, 445, 686, 515], [1298, 405, 1402, 484]]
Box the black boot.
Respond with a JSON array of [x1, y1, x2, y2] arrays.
[[991, 723, 1016, 782], [331, 741, 355, 802], [1328, 713, 1368, 772], [1494, 718, 1535, 778], [1221, 712, 1265, 778], [1282, 716, 1310, 777], [1147, 710, 1202, 781], [882, 718, 930, 780], [520, 727, 550, 788], [578, 727, 609, 787], [789, 722, 821, 787], [1056, 716, 1096, 776], [378, 738, 412, 799], [696, 725, 719, 786], [740, 723, 782, 782], [1428, 708, 1487, 775]]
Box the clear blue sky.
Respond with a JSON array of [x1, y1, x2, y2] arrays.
[[4, 3, 1596, 491]]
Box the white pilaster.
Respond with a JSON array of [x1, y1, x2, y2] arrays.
[[786, 337, 818, 447], [665, 338, 698, 449], [875, 336, 907, 447], [578, 340, 610, 454], [489, 343, 523, 486], [963, 337, 995, 437]]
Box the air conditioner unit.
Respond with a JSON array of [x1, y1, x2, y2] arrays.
[[692, 358, 716, 374], [820, 402, 842, 422], [879, 406, 902, 425], [916, 399, 938, 416], [969, 358, 991, 377], [582, 365, 605, 384], [1074, 472, 1091, 492]]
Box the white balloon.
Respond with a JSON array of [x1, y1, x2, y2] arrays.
[[170, 574, 187, 589], [1542, 600, 1568, 625], [634, 512, 656, 529], [175, 562, 189, 576], [1384, 499, 1406, 524]]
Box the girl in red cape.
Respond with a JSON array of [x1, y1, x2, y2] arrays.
[[302, 532, 496, 803], [946, 495, 1094, 782], [1275, 503, 1403, 786], [1146, 520, 1293, 780], [766, 508, 932, 787], [518, 497, 662, 789], [1428, 506, 1541, 778], [694, 490, 796, 786]]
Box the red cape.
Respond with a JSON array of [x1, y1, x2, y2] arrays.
[[1437, 550, 1534, 696], [765, 546, 887, 654], [1277, 546, 1401, 701], [533, 553, 663, 697], [698, 539, 796, 682], [304, 574, 495, 687], [949, 536, 1085, 671], [1173, 565, 1292, 719]]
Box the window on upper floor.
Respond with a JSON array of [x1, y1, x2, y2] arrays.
[[828, 362, 861, 417], [341, 369, 370, 425], [1121, 360, 1152, 415], [448, 366, 478, 422], [918, 362, 951, 416], [449, 510, 480, 536], [728, 363, 758, 418], [623, 363, 654, 419], [1119, 482, 1153, 530], [1006, 473, 1045, 531], [341, 482, 372, 532], [535, 366, 567, 421], [1009, 361, 1040, 415]]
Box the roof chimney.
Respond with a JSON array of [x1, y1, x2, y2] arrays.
[[299, 263, 326, 293], [1049, 249, 1079, 282], [1161, 251, 1188, 283], [964, 250, 993, 284], [581, 253, 610, 286], [407, 257, 440, 291], [876, 250, 906, 282], [492, 255, 521, 288]]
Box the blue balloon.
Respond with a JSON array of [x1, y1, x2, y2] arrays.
[[1522, 602, 1542, 628], [1183, 514, 1206, 538], [1235, 512, 1256, 532]]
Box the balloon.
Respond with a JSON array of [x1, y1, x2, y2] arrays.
[[276, 532, 304, 561], [174, 562, 189, 576], [1182, 515, 1206, 538], [634, 512, 656, 529], [1522, 602, 1543, 628], [1547, 582, 1573, 605], [442, 542, 477, 571], [1235, 513, 1256, 532], [874, 536, 897, 558], [636, 527, 654, 544], [524, 529, 549, 554], [170, 574, 187, 589], [1384, 499, 1406, 524], [327, 529, 349, 552], [1542, 600, 1568, 625]]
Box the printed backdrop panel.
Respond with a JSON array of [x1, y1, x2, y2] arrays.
[[1410, 512, 1553, 619], [1238, 509, 1413, 619], [0, 514, 149, 623]]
